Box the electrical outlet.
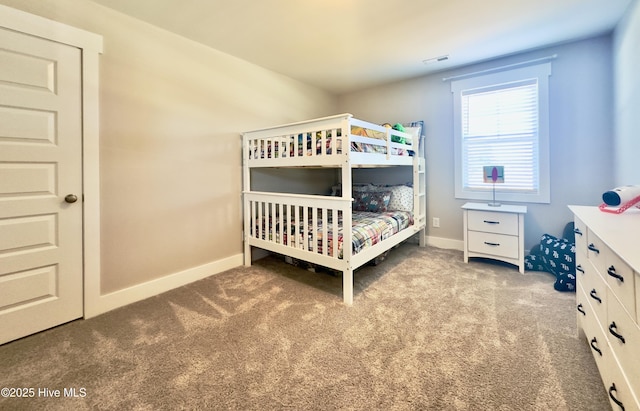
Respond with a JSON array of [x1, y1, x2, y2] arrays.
[[433, 217, 440, 228]]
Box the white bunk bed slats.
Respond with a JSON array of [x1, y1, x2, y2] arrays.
[[277, 203, 283, 245], [333, 209, 341, 258], [312, 207, 318, 254], [268, 202, 274, 244], [257, 201, 263, 241], [293, 135, 299, 159], [286, 203, 293, 247], [385, 127, 391, 160], [243, 114, 416, 168], [320, 207, 328, 256], [278, 136, 285, 159], [296, 205, 303, 249], [244, 191, 350, 256], [279, 202, 286, 246], [303, 206, 310, 251]]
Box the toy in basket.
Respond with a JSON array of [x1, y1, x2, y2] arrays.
[[599, 185, 640, 214]]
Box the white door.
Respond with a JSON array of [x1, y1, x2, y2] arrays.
[[0, 27, 83, 345]]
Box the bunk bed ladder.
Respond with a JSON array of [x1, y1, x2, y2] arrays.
[[413, 132, 427, 246]]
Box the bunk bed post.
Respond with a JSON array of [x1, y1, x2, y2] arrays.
[[341, 115, 354, 305], [242, 133, 252, 267], [343, 268, 354, 305]]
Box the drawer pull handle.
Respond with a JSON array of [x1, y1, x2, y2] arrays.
[[484, 241, 500, 247], [573, 228, 583, 236], [608, 383, 625, 410], [609, 322, 626, 344], [607, 265, 624, 282], [483, 220, 500, 224], [576, 265, 585, 274], [577, 304, 586, 316], [587, 243, 600, 254], [590, 337, 602, 356], [589, 289, 602, 304]]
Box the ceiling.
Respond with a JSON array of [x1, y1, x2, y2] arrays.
[[90, 0, 632, 94]]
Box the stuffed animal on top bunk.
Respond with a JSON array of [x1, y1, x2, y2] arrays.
[[381, 123, 406, 144], [380, 123, 411, 156], [524, 223, 576, 292]]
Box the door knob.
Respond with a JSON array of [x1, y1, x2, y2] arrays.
[[65, 194, 78, 203]]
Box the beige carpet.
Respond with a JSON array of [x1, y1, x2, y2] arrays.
[[0, 245, 609, 410]]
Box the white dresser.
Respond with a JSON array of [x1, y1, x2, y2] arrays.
[[569, 205, 640, 411], [462, 202, 527, 273]]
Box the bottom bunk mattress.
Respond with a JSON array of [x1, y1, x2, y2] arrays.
[[255, 210, 413, 259]]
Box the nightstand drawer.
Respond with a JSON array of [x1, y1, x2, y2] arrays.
[[467, 210, 518, 235], [467, 231, 518, 259]]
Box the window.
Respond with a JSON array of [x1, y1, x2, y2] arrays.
[[452, 62, 551, 203]]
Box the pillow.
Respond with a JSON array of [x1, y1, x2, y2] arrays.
[[386, 185, 414, 212], [352, 184, 414, 212], [524, 234, 576, 292], [353, 190, 391, 212], [353, 183, 377, 192]]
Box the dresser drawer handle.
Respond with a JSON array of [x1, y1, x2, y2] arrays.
[[484, 241, 500, 247], [576, 265, 585, 274], [589, 289, 602, 304], [590, 337, 603, 356], [608, 383, 625, 410], [609, 322, 626, 344], [587, 243, 600, 254], [576, 304, 586, 316], [573, 228, 583, 236], [483, 220, 500, 224], [607, 266, 624, 282]]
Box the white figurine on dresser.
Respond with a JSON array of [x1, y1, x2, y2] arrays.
[[569, 205, 640, 411]]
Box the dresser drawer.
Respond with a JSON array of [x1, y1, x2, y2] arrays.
[[607, 295, 640, 395], [467, 210, 518, 235], [602, 357, 640, 411], [605, 251, 637, 322], [573, 216, 587, 255], [581, 260, 608, 327], [577, 282, 595, 333], [637, 272, 640, 326], [580, 308, 639, 411], [580, 295, 613, 379], [467, 231, 518, 259], [586, 230, 608, 278]]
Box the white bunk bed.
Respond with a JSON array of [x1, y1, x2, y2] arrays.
[[242, 113, 426, 305]]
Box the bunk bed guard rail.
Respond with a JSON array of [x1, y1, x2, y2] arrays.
[[244, 191, 353, 272], [242, 113, 416, 167]]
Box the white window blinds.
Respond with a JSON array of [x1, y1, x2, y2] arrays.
[[462, 79, 539, 193], [451, 61, 551, 204]]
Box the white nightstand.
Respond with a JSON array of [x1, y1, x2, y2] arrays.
[[462, 202, 527, 273]]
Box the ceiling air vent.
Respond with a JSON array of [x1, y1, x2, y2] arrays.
[[422, 55, 449, 64]]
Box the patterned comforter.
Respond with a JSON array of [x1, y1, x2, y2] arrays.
[[255, 210, 413, 258]]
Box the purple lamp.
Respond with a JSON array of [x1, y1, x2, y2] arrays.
[[483, 166, 504, 206]]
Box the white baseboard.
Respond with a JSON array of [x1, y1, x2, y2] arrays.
[[85, 253, 243, 319], [426, 236, 464, 251]]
